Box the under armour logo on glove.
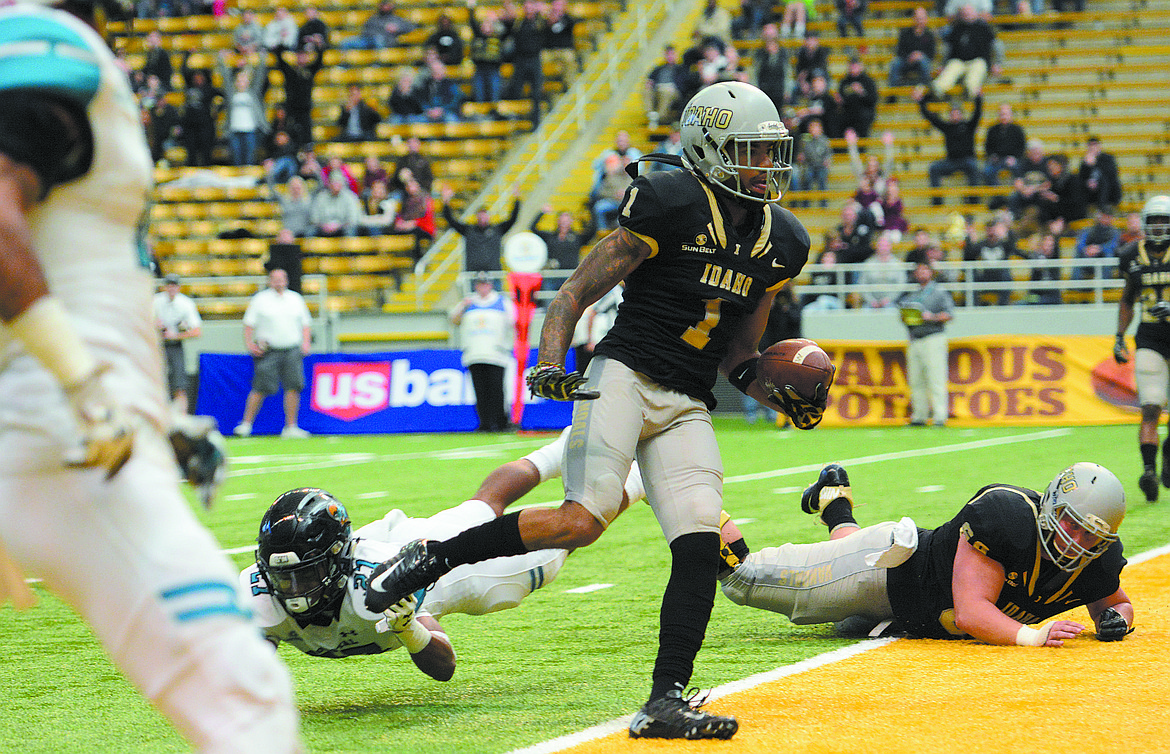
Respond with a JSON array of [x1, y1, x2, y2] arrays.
[[772, 383, 827, 430], [526, 362, 600, 401]]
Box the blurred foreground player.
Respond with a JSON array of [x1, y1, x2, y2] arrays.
[[243, 430, 645, 680], [720, 463, 1134, 646], [0, 2, 301, 750], [1114, 194, 1170, 502], [363, 81, 819, 740]]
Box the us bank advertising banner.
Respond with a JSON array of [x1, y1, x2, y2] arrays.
[[820, 335, 1136, 427], [197, 349, 573, 435]]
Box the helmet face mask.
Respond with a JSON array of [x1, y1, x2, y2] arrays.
[[1037, 463, 1124, 572], [257, 488, 353, 619], [1142, 195, 1170, 248], [680, 82, 793, 204]]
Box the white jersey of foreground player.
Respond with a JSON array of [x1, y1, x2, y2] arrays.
[[242, 500, 566, 658], [0, 4, 301, 752]]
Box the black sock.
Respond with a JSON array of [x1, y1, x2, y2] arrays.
[[428, 512, 527, 570], [649, 531, 719, 701], [821, 498, 857, 531], [1141, 442, 1158, 471]]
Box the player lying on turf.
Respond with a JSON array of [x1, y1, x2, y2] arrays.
[[241, 430, 644, 680], [718, 462, 1135, 646]]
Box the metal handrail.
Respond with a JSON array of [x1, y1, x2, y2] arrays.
[[799, 257, 1124, 306]]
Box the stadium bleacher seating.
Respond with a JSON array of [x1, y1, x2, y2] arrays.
[[116, 0, 1170, 317]]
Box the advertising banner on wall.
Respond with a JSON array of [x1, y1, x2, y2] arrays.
[[196, 349, 574, 435], [819, 335, 1136, 427]]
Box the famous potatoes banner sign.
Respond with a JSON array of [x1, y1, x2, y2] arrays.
[[820, 336, 1136, 427]]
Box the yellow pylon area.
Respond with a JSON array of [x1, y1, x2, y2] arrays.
[[559, 551, 1170, 753]]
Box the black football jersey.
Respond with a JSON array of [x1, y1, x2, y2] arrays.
[[1118, 240, 1170, 357], [887, 484, 1125, 639], [593, 169, 810, 408]]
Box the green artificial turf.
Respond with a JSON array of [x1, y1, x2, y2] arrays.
[[0, 421, 1161, 753]]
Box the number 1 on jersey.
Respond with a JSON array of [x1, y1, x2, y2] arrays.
[[682, 298, 723, 350]]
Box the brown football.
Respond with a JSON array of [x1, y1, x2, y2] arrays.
[[759, 338, 835, 398]]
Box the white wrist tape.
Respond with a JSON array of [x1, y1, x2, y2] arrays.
[[8, 297, 96, 387], [396, 619, 433, 654], [1015, 620, 1056, 646]]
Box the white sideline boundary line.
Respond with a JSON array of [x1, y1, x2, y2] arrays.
[[509, 428, 1074, 512], [506, 639, 898, 754]]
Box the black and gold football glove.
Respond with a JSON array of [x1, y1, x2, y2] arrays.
[[1095, 606, 1131, 641], [772, 383, 828, 430], [1113, 334, 1130, 365], [526, 362, 600, 401]]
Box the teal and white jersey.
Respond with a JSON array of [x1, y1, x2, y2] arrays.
[[0, 4, 164, 436]]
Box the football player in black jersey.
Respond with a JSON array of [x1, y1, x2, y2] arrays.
[[1114, 194, 1170, 502], [719, 462, 1134, 646], [363, 81, 816, 740]]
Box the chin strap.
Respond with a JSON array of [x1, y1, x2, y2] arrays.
[[623, 154, 686, 179]]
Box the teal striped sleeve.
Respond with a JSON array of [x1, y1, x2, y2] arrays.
[[0, 14, 100, 106]]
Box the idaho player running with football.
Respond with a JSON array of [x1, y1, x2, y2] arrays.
[[364, 81, 817, 740], [243, 430, 646, 679], [1114, 194, 1170, 502], [719, 462, 1134, 646], [0, 1, 300, 750]]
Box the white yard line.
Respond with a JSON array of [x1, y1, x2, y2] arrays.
[[506, 639, 899, 754], [502, 426, 1161, 754], [225, 440, 544, 477]]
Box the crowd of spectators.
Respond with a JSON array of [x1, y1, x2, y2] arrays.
[[129, 0, 1137, 309], [628, 0, 1134, 309]]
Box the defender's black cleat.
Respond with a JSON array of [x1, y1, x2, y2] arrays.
[[364, 539, 449, 613], [1139, 469, 1159, 503], [628, 689, 738, 740], [801, 463, 853, 521]]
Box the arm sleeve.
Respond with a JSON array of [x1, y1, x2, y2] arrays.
[[442, 203, 467, 234], [499, 200, 520, 233], [919, 101, 943, 129]]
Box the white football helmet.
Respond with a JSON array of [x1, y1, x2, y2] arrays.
[[1142, 195, 1170, 248], [679, 81, 793, 204], [1037, 462, 1124, 572]]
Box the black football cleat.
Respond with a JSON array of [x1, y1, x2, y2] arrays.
[[1139, 469, 1159, 503], [801, 463, 853, 522], [628, 689, 738, 740], [1161, 458, 1170, 490], [364, 539, 449, 613]]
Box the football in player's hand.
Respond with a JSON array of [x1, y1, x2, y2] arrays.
[[759, 338, 835, 399]]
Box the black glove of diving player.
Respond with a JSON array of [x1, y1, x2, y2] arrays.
[[1113, 334, 1130, 365], [168, 414, 227, 510], [1095, 606, 1131, 641], [526, 362, 600, 401], [772, 383, 828, 430]]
